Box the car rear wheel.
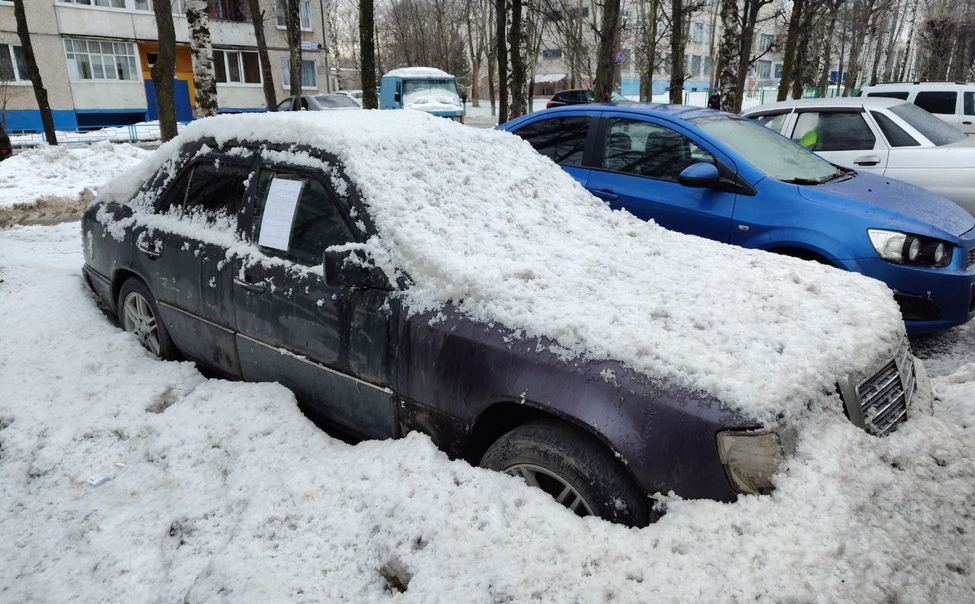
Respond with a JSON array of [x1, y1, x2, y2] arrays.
[[480, 420, 652, 526], [118, 278, 178, 360]]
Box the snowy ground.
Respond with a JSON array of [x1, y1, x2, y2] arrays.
[[1, 221, 974, 602]]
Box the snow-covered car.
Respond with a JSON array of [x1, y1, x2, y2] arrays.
[[276, 93, 361, 112], [82, 112, 927, 526], [743, 97, 975, 214]]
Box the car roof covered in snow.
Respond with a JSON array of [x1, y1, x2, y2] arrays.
[[742, 96, 906, 114], [99, 111, 904, 421], [382, 67, 454, 79], [525, 102, 727, 122]]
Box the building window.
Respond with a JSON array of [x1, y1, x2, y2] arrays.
[[774, 63, 783, 78], [703, 57, 712, 76], [691, 22, 706, 44], [0, 44, 28, 82], [280, 58, 317, 88], [758, 34, 774, 51], [214, 50, 262, 84], [210, 0, 250, 21], [690, 55, 702, 78], [542, 48, 562, 60], [757, 59, 771, 79], [276, 0, 312, 29], [64, 39, 139, 81], [58, 0, 186, 13]]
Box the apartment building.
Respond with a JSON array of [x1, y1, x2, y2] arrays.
[[533, 5, 786, 98], [0, 0, 336, 132]]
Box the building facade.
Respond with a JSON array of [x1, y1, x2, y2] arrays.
[[0, 0, 338, 132]]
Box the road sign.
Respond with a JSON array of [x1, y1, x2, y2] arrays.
[[614, 51, 627, 64]]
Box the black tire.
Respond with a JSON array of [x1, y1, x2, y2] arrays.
[[481, 420, 652, 527], [117, 278, 179, 360]]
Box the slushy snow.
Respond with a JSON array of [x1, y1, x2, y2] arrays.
[[0, 142, 149, 209], [1, 222, 974, 602], [98, 111, 905, 422]]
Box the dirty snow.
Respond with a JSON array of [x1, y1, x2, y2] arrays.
[[1, 221, 974, 602], [0, 142, 149, 209], [97, 111, 905, 422]]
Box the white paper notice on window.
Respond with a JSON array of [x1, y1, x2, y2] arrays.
[[258, 177, 305, 251]]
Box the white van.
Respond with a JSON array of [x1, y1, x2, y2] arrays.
[[860, 82, 975, 136]]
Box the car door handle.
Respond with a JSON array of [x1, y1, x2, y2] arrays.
[[593, 188, 619, 200], [135, 242, 160, 259], [853, 155, 881, 167], [963, 120, 973, 125], [233, 277, 266, 294]]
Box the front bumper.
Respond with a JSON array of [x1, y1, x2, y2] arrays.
[[851, 255, 975, 335]]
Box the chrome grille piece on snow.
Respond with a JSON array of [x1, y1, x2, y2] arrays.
[[838, 340, 916, 436]]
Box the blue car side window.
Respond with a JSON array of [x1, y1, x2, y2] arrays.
[[602, 118, 714, 182]]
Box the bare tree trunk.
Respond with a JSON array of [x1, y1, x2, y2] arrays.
[[285, 0, 304, 102], [495, 0, 508, 123], [593, 0, 621, 101], [186, 0, 218, 117], [248, 0, 277, 110], [669, 0, 686, 104], [13, 0, 56, 144], [717, 0, 740, 111], [897, 0, 919, 80], [791, 3, 816, 98], [360, 0, 378, 109], [151, 0, 178, 141], [734, 0, 763, 111], [777, 0, 806, 101], [818, 3, 840, 97], [508, 0, 526, 117]]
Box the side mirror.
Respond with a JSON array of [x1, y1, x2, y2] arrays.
[[394, 91, 401, 103], [677, 162, 721, 188], [324, 248, 390, 290]]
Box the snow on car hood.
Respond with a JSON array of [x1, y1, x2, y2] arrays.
[[798, 171, 975, 238], [99, 111, 905, 422], [403, 89, 462, 113]]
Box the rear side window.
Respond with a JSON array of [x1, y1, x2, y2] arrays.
[[749, 111, 789, 132], [514, 116, 590, 167], [871, 111, 919, 147], [965, 92, 975, 116], [866, 91, 909, 100], [914, 91, 957, 115], [253, 171, 356, 266], [158, 158, 249, 221], [792, 111, 876, 151]]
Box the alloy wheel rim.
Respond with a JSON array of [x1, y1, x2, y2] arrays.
[[123, 292, 161, 357], [505, 463, 594, 517]]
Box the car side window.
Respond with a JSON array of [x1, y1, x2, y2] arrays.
[[253, 170, 356, 266], [914, 91, 957, 115], [870, 111, 920, 147], [749, 111, 788, 132], [514, 116, 590, 167], [183, 160, 250, 219], [965, 92, 975, 116], [867, 91, 909, 100], [601, 118, 714, 181], [157, 159, 249, 222], [792, 112, 876, 151], [277, 98, 292, 111]]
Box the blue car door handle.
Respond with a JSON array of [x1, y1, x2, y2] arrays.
[[593, 188, 619, 200]]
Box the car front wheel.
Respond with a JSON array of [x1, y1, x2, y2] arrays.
[[480, 419, 653, 526], [118, 278, 178, 360]]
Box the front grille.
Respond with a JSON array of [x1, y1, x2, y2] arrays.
[[967, 246, 975, 270], [839, 340, 916, 436]]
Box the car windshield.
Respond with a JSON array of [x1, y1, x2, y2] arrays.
[[403, 79, 458, 96], [691, 115, 841, 184], [889, 102, 966, 145], [314, 94, 359, 108]]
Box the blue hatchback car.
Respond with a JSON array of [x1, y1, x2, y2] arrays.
[[500, 103, 975, 334]]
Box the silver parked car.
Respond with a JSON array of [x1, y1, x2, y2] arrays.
[[744, 97, 975, 215]]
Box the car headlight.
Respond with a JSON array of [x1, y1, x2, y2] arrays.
[[867, 229, 952, 268], [716, 428, 794, 495]]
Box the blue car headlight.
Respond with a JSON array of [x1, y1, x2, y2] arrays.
[[867, 229, 952, 268]]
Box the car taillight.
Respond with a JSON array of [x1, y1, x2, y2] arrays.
[[546, 101, 553, 109]]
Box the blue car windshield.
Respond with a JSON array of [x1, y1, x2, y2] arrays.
[[690, 115, 842, 184]]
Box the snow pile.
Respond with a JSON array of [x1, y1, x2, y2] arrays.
[[1, 222, 974, 602], [97, 111, 905, 422], [384, 66, 454, 79], [0, 142, 149, 209]]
